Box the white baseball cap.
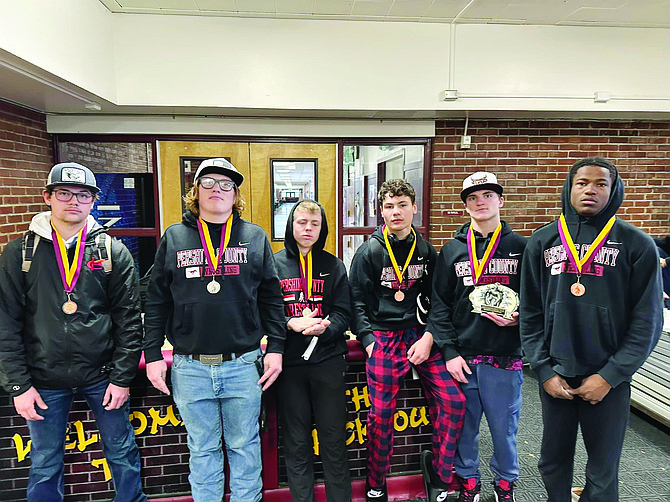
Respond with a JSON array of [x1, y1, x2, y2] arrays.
[[461, 171, 503, 202], [194, 158, 244, 187]]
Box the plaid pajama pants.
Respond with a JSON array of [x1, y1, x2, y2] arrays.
[[366, 327, 465, 488]]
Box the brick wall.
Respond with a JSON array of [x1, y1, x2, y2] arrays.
[[58, 142, 152, 174], [0, 101, 53, 252], [431, 120, 670, 246]]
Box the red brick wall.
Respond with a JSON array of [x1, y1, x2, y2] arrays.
[[431, 120, 670, 247], [0, 101, 53, 252]]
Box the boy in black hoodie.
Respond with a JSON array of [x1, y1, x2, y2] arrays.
[[428, 171, 527, 502], [274, 200, 352, 502], [144, 158, 285, 502], [349, 179, 465, 502], [520, 157, 663, 502]]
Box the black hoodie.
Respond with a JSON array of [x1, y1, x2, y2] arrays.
[[427, 221, 527, 361], [349, 225, 437, 348], [520, 171, 663, 388], [273, 201, 351, 366], [143, 210, 285, 362]]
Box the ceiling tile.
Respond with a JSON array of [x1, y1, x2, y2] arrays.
[[275, 0, 315, 14], [351, 0, 393, 16], [314, 0, 353, 15], [157, 0, 198, 9], [195, 0, 237, 10], [117, 0, 160, 8], [234, 0, 275, 13], [424, 0, 473, 19], [388, 0, 433, 18]]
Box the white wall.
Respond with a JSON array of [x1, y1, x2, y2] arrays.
[[0, 0, 117, 102], [111, 16, 670, 113], [112, 15, 450, 110], [452, 24, 670, 112]]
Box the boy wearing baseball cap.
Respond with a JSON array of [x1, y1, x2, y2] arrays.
[[144, 158, 285, 502], [0, 163, 146, 501], [427, 172, 527, 502]]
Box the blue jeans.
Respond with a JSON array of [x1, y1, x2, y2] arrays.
[[171, 349, 263, 502], [26, 379, 145, 502], [454, 364, 523, 484]]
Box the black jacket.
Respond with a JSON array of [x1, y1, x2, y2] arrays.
[[428, 221, 527, 361], [143, 211, 285, 362], [274, 201, 350, 366], [0, 212, 142, 397], [349, 225, 437, 348], [520, 172, 663, 388]]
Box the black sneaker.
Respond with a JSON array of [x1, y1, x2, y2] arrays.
[[458, 477, 481, 502], [493, 479, 516, 502], [365, 481, 388, 502], [420, 450, 450, 502]]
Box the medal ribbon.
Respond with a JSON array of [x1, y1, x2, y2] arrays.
[[197, 214, 233, 274], [383, 225, 417, 290], [299, 250, 313, 301], [467, 223, 502, 286], [51, 222, 87, 294], [558, 214, 616, 275]]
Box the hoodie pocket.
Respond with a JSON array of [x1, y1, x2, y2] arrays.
[[546, 300, 615, 371], [179, 299, 260, 339]]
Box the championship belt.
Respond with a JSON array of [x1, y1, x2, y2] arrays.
[[469, 283, 519, 320]]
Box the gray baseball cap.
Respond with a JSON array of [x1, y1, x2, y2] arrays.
[[46, 162, 100, 193]]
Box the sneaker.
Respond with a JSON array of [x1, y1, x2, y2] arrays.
[[420, 450, 451, 502], [493, 479, 516, 502], [365, 481, 388, 502], [458, 477, 481, 502]]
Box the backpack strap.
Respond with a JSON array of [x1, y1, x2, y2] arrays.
[[94, 233, 113, 273], [21, 231, 41, 273]]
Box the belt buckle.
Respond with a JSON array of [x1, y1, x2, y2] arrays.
[[199, 354, 223, 366]]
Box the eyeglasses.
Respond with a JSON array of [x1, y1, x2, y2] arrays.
[[53, 189, 95, 203], [199, 177, 236, 192]]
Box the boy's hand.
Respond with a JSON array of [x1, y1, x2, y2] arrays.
[[408, 331, 433, 365]]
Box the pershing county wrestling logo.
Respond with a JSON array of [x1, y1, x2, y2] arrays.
[[176, 246, 248, 278]]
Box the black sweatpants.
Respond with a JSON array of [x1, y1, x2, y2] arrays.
[[276, 356, 352, 502], [538, 378, 630, 502]]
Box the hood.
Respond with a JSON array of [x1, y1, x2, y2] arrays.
[[182, 210, 241, 229], [369, 223, 421, 248], [560, 166, 624, 228], [284, 200, 328, 258], [29, 211, 102, 242], [454, 220, 514, 242]]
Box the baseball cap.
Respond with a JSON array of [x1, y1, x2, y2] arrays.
[[194, 158, 244, 187], [46, 163, 100, 193], [460, 171, 503, 202]]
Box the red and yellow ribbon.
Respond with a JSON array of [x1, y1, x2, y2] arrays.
[[51, 222, 87, 294], [383, 225, 417, 289], [467, 223, 502, 285], [197, 214, 233, 273], [558, 214, 616, 275]]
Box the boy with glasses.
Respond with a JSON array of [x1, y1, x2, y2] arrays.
[[0, 162, 146, 501], [144, 158, 286, 502]]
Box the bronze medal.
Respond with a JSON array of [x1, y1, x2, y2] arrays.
[[302, 307, 312, 317], [570, 282, 586, 297], [62, 300, 78, 315], [394, 290, 405, 302], [207, 278, 221, 294]]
